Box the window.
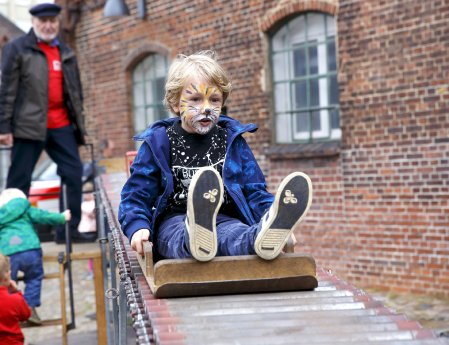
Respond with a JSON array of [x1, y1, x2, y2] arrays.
[[132, 54, 168, 135], [271, 13, 340, 143]]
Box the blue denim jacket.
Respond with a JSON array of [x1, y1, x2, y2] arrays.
[[119, 115, 274, 241]]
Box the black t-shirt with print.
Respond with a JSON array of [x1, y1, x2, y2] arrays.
[[163, 120, 234, 218]]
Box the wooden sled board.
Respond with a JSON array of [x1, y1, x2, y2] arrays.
[[137, 242, 318, 298]]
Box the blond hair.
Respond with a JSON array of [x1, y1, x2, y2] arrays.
[[164, 50, 232, 115], [0, 253, 10, 285]]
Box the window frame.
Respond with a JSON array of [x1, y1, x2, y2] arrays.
[[131, 53, 169, 136], [271, 12, 340, 144]]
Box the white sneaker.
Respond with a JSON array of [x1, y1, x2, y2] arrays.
[[255, 172, 313, 260], [186, 167, 223, 261], [28, 307, 43, 325]]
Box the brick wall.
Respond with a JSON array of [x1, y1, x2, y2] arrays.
[[66, 0, 449, 296], [336, 0, 449, 295]]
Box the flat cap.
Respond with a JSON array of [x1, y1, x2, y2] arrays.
[[29, 3, 62, 17]]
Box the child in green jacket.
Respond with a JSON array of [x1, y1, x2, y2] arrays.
[[0, 188, 71, 325]]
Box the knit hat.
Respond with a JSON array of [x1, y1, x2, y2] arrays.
[[0, 188, 27, 208]]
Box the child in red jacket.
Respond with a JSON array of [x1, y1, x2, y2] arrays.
[[0, 253, 31, 345]]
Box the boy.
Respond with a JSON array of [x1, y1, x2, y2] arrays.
[[119, 51, 312, 262], [0, 188, 71, 324], [0, 253, 31, 345]]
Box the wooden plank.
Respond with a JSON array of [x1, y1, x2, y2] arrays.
[[153, 254, 316, 284], [44, 272, 60, 279], [59, 256, 68, 345], [136, 242, 317, 298], [154, 275, 318, 298], [43, 250, 101, 261], [93, 256, 107, 345], [71, 251, 102, 260]]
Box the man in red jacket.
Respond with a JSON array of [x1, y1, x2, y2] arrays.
[[0, 253, 31, 345], [0, 3, 94, 244]]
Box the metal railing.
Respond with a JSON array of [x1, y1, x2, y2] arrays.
[[96, 175, 146, 345]]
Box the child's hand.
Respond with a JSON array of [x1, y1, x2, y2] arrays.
[[131, 229, 151, 256], [8, 279, 19, 293], [281, 233, 298, 254], [290, 233, 297, 246], [63, 210, 72, 221]]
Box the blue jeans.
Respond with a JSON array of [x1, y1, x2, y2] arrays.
[[9, 249, 44, 307], [157, 214, 259, 259]]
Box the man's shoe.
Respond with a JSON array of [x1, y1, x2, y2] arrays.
[[55, 236, 65, 244], [55, 232, 97, 244], [72, 232, 97, 243], [28, 307, 42, 326], [186, 167, 223, 262], [255, 172, 313, 260]]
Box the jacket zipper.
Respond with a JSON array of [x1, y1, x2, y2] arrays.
[[149, 138, 171, 227], [223, 127, 256, 224]]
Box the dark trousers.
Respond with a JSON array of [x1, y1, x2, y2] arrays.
[[6, 126, 83, 238]]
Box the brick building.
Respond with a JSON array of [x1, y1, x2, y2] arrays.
[[61, 0, 449, 296], [0, 13, 24, 70]]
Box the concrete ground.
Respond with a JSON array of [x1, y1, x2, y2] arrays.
[[21, 241, 136, 345], [368, 289, 449, 340]]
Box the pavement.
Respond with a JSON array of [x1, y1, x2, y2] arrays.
[[368, 289, 449, 340], [20, 241, 136, 345]]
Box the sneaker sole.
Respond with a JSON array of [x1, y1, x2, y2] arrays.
[[187, 167, 223, 261], [255, 172, 313, 260]]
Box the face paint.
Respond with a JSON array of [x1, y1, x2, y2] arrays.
[[176, 79, 223, 135]]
